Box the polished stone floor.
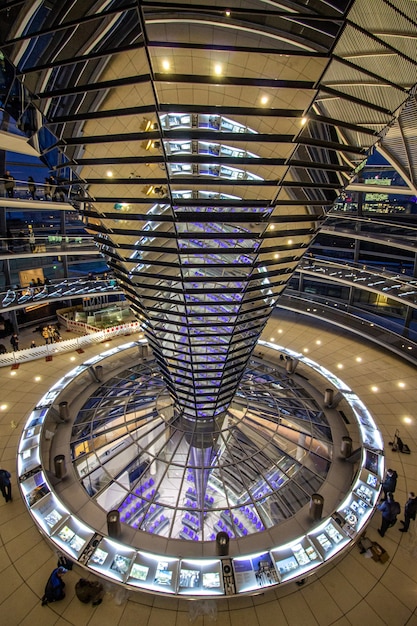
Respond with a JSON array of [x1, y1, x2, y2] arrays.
[[1, 311, 417, 625]]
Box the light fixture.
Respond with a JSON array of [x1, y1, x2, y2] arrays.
[[214, 64, 222, 76], [404, 416, 412, 424], [301, 117, 307, 126], [371, 385, 379, 392], [70, 356, 76, 361], [34, 376, 41, 382], [274, 253, 280, 259], [287, 239, 293, 244], [106, 170, 113, 177], [0, 404, 7, 411], [261, 95, 269, 105], [162, 59, 170, 71], [356, 356, 362, 363], [225, 10, 231, 16], [316, 340, 321, 345], [337, 363, 343, 369]]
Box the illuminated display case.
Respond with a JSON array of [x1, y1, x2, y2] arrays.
[[30, 493, 70, 535], [51, 517, 95, 558], [128, 552, 178, 593], [232, 552, 279, 593], [20, 470, 50, 507], [88, 538, 136, 582], [271, 537, 323, 582], [178, 559, 223, 596], [308, 517, 350, 558]]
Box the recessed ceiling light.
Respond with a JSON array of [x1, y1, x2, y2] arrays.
[[10, 371, 16, 376], [270, 337, 275, 342], [214, 64, 222, 76], [106, 170, 113, 177], [287, 239, 293, 244], [162, 59, 170, 71], [301, 117, 307, 126], [303, 348, 309, 353], [0, 404, 7, 411], [337, 363, 343, 369], [398, 382, 405, 388], [404, 416, 412, 424], [274, 253, 280, 259], [356, 357, 362, 362], [278, 329, 283, 334], [261, 95, 269, 105], [371, 385, 379, 392], [35, 376, 41, 382], [70, 356, 76, 361], [316, 340, 321, 345], [225, 10, 231, 16]]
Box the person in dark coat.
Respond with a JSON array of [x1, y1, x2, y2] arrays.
[[75, 578, 104, 605], [4, 171, 15, 197], [0, 468, 12, 502], [399, 492, 417, 532], [28, 176, 37, 199], [381, 468, 398, 500], [10, 333, 19, 351], [41, 566, 67, 605], [378, 492, 401, 537]]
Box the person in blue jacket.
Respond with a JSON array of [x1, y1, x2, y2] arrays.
[[41, 566, 68, 605], [378, 492, 400, 537]]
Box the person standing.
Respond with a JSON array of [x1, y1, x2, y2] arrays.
[[28, 176, 37, 200], [399, 492, 417, 533], [381, 468, 398, 500], [378, 492, 401, 537], [41, 566, 68, 605], [42, 326, 50, 344], [0, 468, 12, 502], [10, 333, 19, 351], [28, 229, 36, 252], [4, 171, 15, 198]]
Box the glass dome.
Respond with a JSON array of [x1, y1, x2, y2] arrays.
[[71, 357, 332, 542]]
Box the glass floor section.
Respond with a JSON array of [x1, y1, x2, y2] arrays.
[[71, 359, 333, 542]]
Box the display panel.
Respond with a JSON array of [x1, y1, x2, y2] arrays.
[[51, 517, 94, 558], [308, 518, 350, 558], [336, 492, 374, 536], [20, 471, 50, 506], [30, 492, 70, 535], [88, 538, 136, 582], [178, 559, 223, 596], [271, 537, 322, 582], [232, 552, 278, 593], [127, 552, 178, 593]]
